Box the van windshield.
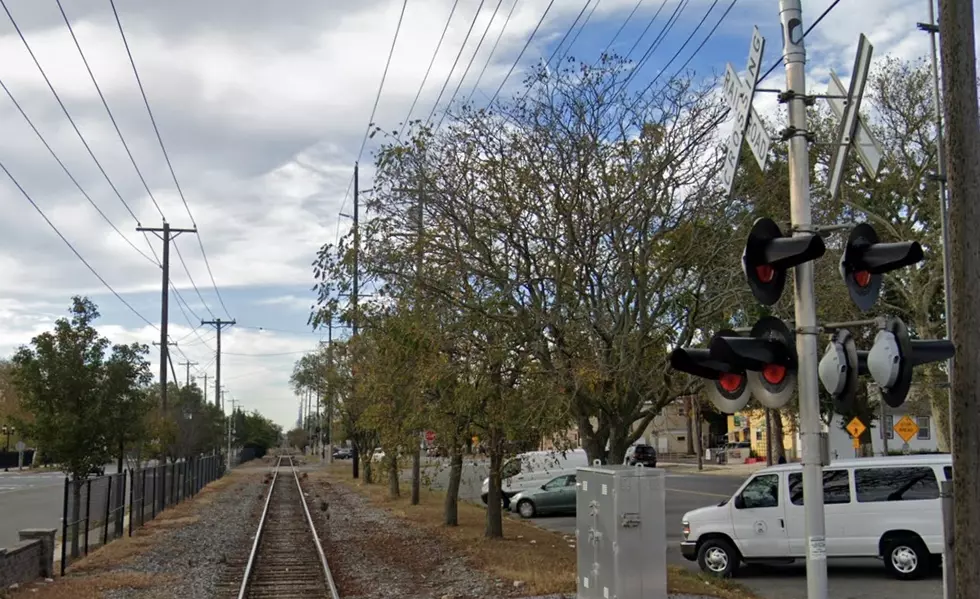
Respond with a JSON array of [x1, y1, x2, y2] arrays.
[[634, 446, 655, 456], [501, 459, 521, 479]]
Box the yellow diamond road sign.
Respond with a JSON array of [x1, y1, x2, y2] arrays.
[[894, 415, 920, 443], [846, 417, 867, 439]]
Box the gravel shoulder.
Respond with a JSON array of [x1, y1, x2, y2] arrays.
[[8, 461, 273, 599]]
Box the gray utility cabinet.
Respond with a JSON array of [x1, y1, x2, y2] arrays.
[[575, 465, 667, 599]]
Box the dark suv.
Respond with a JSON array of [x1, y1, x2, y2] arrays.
[[625, 444, 657, 467]]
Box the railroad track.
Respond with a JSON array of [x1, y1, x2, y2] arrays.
[[236, 455, 340, 599]]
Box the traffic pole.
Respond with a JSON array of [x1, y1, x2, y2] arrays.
[[778, 1, 828, 597]]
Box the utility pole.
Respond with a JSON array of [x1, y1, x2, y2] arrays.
[[326, 320, 334, 464], [202, 318, 235, 410], [226, 396, 239, 471], [351, 162, 361, 479], [198, 373, 209, 404], [779, 1, 829, 597], [938, 0, 980, 595], [138, 221, 196, 412], [179, 361, 198, 387]]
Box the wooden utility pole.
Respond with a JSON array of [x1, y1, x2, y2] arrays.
[[198, 373, 209, 404], [202, 318, 235, 410], [351, 162, 361, 480], [138, 221, 196, 411], [179, 361, 197, 387], [939, 1, 980, 595]]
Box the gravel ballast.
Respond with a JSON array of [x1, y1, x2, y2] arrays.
[[100, 470, 267, 599]]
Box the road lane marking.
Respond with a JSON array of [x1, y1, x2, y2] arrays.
[[666, 487, 731, 499]]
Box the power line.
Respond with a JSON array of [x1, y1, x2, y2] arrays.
[[555, 0, 602, 66], [0, 76, 158, 267], [0, 159, 156, 329], [55, 0, 166, 220], [465, 0, 521, 105], [109, 0, 233, 320], [172, 239, 218, 319], [591, 0, 645, 67], [435, 0, 507, 129], [355, 0, 409, 163], [0, 0, 142, 223], [425, 0, 488, 126], [633, 0, 719, 99], [665, 0, 737, 82], [398, 0, 462, 138], [488, 0, 557, 106], [604, 0, 688, 105]]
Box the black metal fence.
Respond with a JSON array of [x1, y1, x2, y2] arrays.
[[60, 454, 226, 574]]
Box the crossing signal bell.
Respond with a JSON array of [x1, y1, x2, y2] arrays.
[[743, 218, 826, 305], [709, 317, 797, 409], [840, 223, 924, 312], [669, 330, 751, 414], [867, 316, 955, 408]]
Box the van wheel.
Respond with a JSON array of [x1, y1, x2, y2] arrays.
[[882, 535, 929, 580], [517, 499, 536, 519], [697, 538, 740, 578]]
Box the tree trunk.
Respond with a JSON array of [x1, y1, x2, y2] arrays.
[[484, 446, 503, 538], [607, 426, 630, 465], [931, 394, 951, 452], [411, 440, 421, 506], [70, 478, 82, 558], [578, 415, 607, 464], [771, 412, 786, 462], [117, 437, 125, 475], [685, 396, 695, 455], [694, 399, 704, 471], [444, 449, 463, 526], [352, 443, 360, 479], [387, 454, 399, 498]]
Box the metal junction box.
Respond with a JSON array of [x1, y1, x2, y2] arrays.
[[575, 465, 667, 599]]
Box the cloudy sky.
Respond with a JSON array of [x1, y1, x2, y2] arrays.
[[0, 0, 968, 429]]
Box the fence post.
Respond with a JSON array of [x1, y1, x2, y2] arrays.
[[60, 476, 68, 576], [128, 469, 135, 537], [103, 475, 112, 545], [140, 468, 147, 527], [150, 466, 157, 519], [118, 469, 126, 538], [83, 477, 92, 556]]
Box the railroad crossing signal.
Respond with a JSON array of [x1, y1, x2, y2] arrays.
[[818, 329, 867, 413], [742, 218, 826, 305], [867, 316, 954, 408], [720, 26, 771, 196], [840, 223, 924, 312], [893, 415, 919, 444], [670, 330, 751, 414]]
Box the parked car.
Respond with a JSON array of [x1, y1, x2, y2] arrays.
[[511, 474, 578, 519], [623, 444, 658, 467], [88, 464, 106, 477], [680, 453, 952, 580], [481, 448, 589, 508], [332, 447, 352, 460]]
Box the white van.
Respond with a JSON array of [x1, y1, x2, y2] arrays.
[[680, 453, 952, 580], [481, 449, 590, 507]]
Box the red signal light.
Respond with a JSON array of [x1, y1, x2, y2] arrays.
[[719, 373, 744, 393], [854, 270, 872, 288], [762, 363, 787, 385], [755, 264, 775, 283]]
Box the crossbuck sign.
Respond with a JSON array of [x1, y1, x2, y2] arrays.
[[721, 27, 772, 196]]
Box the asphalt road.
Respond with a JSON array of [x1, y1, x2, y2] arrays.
[[0, 462, 125, 549], [414, 458, 944, 599]]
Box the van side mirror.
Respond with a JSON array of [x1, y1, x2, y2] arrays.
[[733, 494, 745, 510]]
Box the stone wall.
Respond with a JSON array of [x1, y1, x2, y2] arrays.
[[0, 529, 55, 588]]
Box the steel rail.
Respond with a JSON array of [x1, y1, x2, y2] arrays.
[[237, 455, 282, 599], [290, 457, 342, 599]]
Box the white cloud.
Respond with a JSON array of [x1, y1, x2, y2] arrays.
[[0, 0, 971, 428]]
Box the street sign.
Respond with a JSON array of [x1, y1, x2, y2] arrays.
[[720, 26, 770, 195], [826, 71, 883, 177], [893, 415, 920, 443], [845, 417, 866, 439], [827, 34, 875, 200], [424, 430, 436, 444], [902, 442, 911, 455], [852, 437, 861, 449], [15, 441, 25, 452]]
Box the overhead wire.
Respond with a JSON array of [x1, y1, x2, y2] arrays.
[[424, 0, 488, 126], [0, 0, 145, 224], [663, 0, 737, 83], [554, 0, 602, 66], [109, 0, 233, 320], [591, 0, 644, 66], [398, 0, 462, 138], [434, 0, 507, 129], [465, 0, 521, 105], [0, 159, 157, 329], [632, 0, 719, 100], [487, 0, 557, 106], [0, 76, 158, 266], [757, 0, 843, 84], [617, 0, 689, 92]]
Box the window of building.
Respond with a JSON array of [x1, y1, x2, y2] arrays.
[[917, 416, 931, 440], [854, 466, 939, 502], [755, 429, 763, 441], [738, 474, 779, 509], [788, 470, 851, 505], [884, 415, 894, 440]]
